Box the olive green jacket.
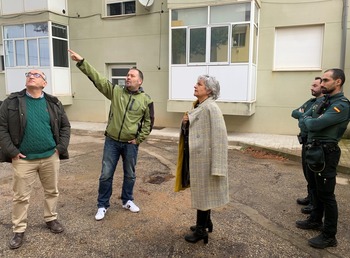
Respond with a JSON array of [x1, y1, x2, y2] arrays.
[[77, 60, 154, 144]]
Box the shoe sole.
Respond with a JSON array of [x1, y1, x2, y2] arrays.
[[308, 241, 337, 249], [123, 207, 140, 213]]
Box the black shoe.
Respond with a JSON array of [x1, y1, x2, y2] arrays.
[[296, 196, 310, 206], [9, 232, 24, 249], [296, 218, 323, 230], [185, 226, 208, 244], [301, 204, 314, 214], [308, 233, 337, 249], [46, 220, 64, 233]]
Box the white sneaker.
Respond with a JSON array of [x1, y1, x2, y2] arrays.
[[95, 208, 107, 220], [122, 200, 140, 213]]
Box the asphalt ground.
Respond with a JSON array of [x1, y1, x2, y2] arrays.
[[0, 132, 350, 258]]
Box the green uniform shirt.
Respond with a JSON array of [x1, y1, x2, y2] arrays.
[[301, 92, 350, 143]]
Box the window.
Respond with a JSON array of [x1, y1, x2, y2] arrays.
[[170, 3, 255, 65], [169, 1, 260, 104], [189, 28, 206, 63], [211, 26, 229, 63], [0, 45, 4, 71], [52, 23, 68, 67], [274, 25, 324, 71], [106, 1, 136, 16], [110, 64, 136, 86], [171, 29, 186, 64], [231, 24, 249, 63], [2, 22, 68, 68]]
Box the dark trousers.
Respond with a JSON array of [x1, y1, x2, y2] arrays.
[[301, 143, 313, 200], [310, 144, 340, 237]]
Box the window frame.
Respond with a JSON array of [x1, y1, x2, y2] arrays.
[[2, 22, 69, 68], [171, 4, 254, 66], [273, 25, 324, 71], [105, 0, 136, 17], [109, 63, 136, 86]]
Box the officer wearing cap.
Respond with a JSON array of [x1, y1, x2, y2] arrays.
[[295, 68, 350, 249]]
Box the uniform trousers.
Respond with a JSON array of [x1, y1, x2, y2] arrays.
[[309, 144, 340, 237], [11, 152, 60, 233]]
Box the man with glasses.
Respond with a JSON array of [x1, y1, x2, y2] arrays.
[[0, 70, 71, 249]]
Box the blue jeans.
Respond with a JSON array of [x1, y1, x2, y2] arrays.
[[97, 136, 139, 208]]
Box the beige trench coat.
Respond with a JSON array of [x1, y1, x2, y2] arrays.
[[183, 97, 229, 210]]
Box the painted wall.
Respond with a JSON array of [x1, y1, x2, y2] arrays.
[[1, 0, 349, 136]]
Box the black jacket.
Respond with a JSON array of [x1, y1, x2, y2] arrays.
[[0, 89, 71, 162]]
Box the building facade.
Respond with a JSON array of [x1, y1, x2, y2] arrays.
[[0, 0, 349, 135]]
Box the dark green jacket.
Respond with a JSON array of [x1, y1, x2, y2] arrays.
[[0, 89, 71, 162], [77, 60, 154, 144], [300, 92, 350, 143], [291, 97, 322, 138]]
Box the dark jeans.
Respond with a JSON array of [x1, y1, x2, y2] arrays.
[[309, 144, 340, 237], [97, 136, 139, 208]]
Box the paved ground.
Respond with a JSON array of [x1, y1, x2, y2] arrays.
[[0, 123, 350, 257], [70, 121, 350, 173]]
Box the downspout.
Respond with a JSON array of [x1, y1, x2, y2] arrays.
[[340, 0, 348, 70]]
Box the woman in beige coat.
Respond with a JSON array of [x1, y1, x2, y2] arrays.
[[175, 75, 229, 244]]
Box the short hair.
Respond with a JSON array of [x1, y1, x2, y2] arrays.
[[130, 67, 144, 82], [314, 76, 322, 83], [325, 68, 345, 86], [198, 75, 220, 100]]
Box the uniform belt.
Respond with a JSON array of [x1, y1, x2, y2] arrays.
[[306, 142, 338, 149]]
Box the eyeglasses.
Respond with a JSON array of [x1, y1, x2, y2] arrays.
[[25, 72, 46, 81]]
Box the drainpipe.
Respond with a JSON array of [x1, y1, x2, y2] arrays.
[[340, 0, 348, 70]]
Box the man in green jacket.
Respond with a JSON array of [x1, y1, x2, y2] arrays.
[[296, 68, 350, 249], [68, 49, 154, 220]]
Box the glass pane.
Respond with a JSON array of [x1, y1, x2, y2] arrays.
[[15, 40, 26, 66], [4, 41, 14, 67], [39, 38, 50, 66], [125, 1, 135, 14], [52, 23, 67, 39], [112, 78, 126, 86], [211, 3, 250, 23], [53, 39, 68, 67], [108, 3, 121, 16], [3, 25, 24, 39], [26, 23, 48, 37], [171, 8, 207, 27], [210, 26, 228, 62], [27, 39, 38, 66], [231, 24, 249, 63], [172, 29, 186, 64], [112, 68, 129, 76], [190, 28, 206, 63]]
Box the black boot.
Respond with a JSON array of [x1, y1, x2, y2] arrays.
[[190, 209, 213, 232], [185, 210, 209, 244]]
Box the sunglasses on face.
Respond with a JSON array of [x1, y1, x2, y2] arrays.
[[25, 72, 46, 81]]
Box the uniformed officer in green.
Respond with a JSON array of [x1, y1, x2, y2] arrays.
[[295, 68, 350, 249], [291, 77, 323, 215]]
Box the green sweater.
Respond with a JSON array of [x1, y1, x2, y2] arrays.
[[19, 96, 56, 160]]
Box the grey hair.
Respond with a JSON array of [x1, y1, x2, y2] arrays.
[[198, 75, 220, 100]]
